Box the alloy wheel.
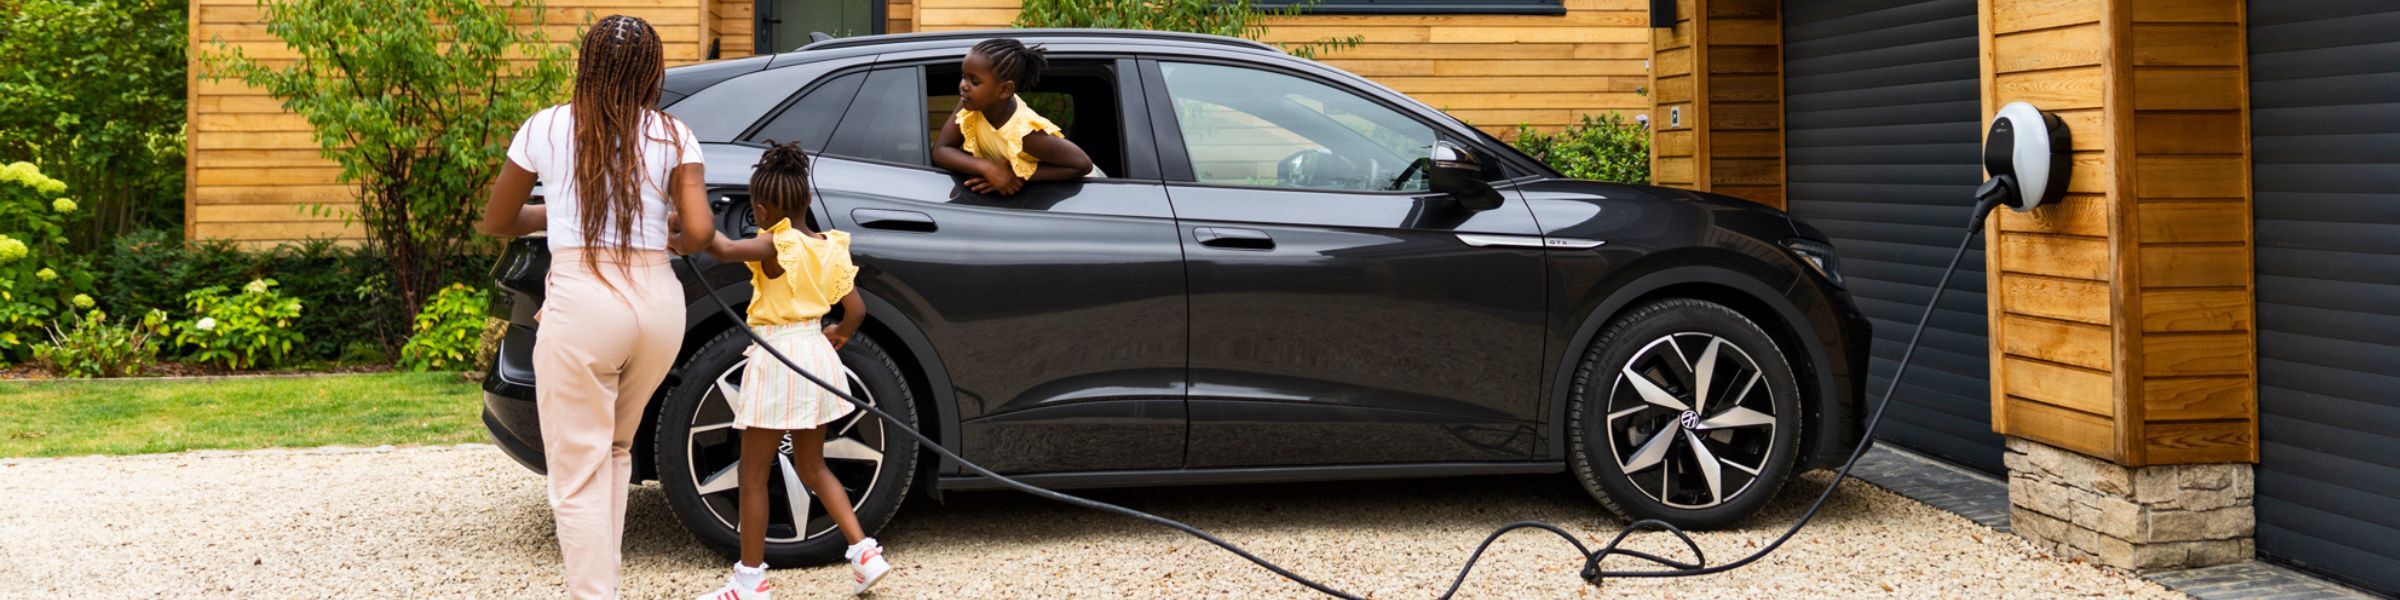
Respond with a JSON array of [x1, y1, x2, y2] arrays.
[[1604, 333, 1780, 509], [682, 357, 887, 543]]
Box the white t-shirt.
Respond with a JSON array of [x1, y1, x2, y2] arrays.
[[505, 105, 705, 251]]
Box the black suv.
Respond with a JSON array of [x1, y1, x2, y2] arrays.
[[481, 29, 1871, 564]]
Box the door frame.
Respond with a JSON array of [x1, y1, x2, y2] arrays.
[[756, 0, 889, 55]]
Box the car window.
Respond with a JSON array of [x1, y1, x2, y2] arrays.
[[1158, 62, 1435, 192], [827, 68, 928, 165], [744, 71, 865, 149]]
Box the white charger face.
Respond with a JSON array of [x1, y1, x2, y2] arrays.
[[1983, 101, 2072, 212]]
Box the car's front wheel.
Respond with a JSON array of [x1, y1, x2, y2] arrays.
[[656, 328, 920, 565], [1568, 298, 1802, 529]]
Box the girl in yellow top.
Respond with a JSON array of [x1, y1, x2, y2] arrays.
[[695, 142, 892, 599], [935, 38, 1095, 196]]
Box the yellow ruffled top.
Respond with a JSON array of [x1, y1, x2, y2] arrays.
[[955, 95, 1066, 180], [745, 218, 859, 327]]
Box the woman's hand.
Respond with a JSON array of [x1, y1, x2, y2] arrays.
[[479, 161, 544, 237]]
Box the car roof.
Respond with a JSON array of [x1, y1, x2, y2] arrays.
[[801, 28, 1278, 53]]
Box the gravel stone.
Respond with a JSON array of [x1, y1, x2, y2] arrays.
[[0, 444, 2182, 598]]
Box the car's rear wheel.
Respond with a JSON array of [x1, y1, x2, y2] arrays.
[[1568, 298, 1802, 529], [657, 328, 920, 565]]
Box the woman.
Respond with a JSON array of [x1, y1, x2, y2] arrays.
[[479, 14, 714, 599]]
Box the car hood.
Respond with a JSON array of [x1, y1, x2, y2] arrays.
[[1513, 178, 1805, 242]]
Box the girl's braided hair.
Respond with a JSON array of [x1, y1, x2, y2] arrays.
[[750, 141, 813, 220], [569, 14, 678, 286], [972, 38, 1047, 91]]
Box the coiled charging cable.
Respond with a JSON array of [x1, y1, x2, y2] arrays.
[[673, 192, 2007, 598]]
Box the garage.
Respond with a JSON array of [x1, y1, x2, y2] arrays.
[[2248, 1, 2400, 593], [1781, 0, 1999, 473]]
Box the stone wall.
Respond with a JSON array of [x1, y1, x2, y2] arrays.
[[2005, 439, 2253, 570]]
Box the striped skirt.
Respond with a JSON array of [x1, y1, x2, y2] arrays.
[[734, 320, 856, 430]]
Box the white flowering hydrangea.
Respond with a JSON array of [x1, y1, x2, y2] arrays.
[[34, 268, 56, 281], [0, 235, 26, 262], [52, 198, 75, 213], [71, 294, 94, 309], [243, 279, 272, 294]]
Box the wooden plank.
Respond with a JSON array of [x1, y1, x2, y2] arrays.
[[1413, 92, 1647, 110], [1451, 109, 1573, 130], [917, 8, 1018, 27], [1993, 24, 2104, 73], [188, 220, 359, 241], [2142, 288, 2252, 333], [1426, 26, 1648, 44], [1999, 233, 2110, 280], [2129, 0, 2237, 23], [1996, 66, 2104, 109], [194, 113, 313, 133], [1257, 26, 1431, 44], [2145, 377, 2252, 421], [2133, 111, 2243, 154], [1994, 0, 2100, 34], [1707, 158, 1778, 186], [2135, 155, 2244, 198], [191, 204, 336, 223], [2143, 420, 2254, 464], [1709, 18, 1778, 46], [2143, 333, 2249, 376], [2054, 108, 2104, 151], [1652, 75, 1695, 104], [2105, 0, 2143, 464], [1278, 12, 1651, 29], [1654, 157, 1695, 185], [193, 131, 320, 150], [1996, 193, 2109, 237], [1711, 185, 1782, 209], [2003, 396, 2119, 461], [2139, 245, 2248, 288], [1311, 43, 1582, 60], [2002, 274, 2112, 325], [1653, 130, 1696, 157], [1707, 74, 1777, 102], [196, 167, 343, 186], [2137, 201, 2245, 244], [193, 149, 336, 169], [1709, 131, 1777, 158], [1376, 76, 1620, 94], [2002, 315, 2113, 371], [1705, 46, 1776, 74], [1654, 102, 1694, 131], [1573, 43, 1654, 60], [1705, 0, 1775, 19], [1319, 60, 1435, 77], [2066, 150, 2107, 193], [1431, 59, 1648, 77], [2132, 68, 2242, 110], [2004, 357, 2115, 417], [2132, 23, 2241, 67], [1706, 102, 1778, 130], [1655, 47, 1694, 76], [1654, 20, 1692, 49]]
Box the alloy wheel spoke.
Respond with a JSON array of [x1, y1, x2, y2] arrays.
[[1683, 430, 1725, 505], [714, 362, 746, 405], [1621, 427, 1677, 473], [1692, 338, 1723, 413], [691, 420, 737, 435], [823, 437, 883, 465], [1623, 367, 1690, 411], [776, 453, 812, 533], [1698, 406, 1776, 430], [695, 462, 740, 496], [1606, 404, 1651, 423]]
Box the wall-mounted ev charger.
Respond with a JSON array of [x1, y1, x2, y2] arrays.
[[689, 104, 2078, 598]]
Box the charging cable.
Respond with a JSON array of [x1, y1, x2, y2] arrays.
[[672, 194, 2002, 598]]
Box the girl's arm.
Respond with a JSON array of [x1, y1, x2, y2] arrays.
[[824, 289, 866, 349], [667, 163, 714, 255], [479, 161, 546, 237], [703, 230, 784, 279], [933, 118, 1009, 184], [1020, 131, 1094, 182]]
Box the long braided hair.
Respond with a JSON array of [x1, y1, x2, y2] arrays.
[[749, 141, 813, 227], [569, 14, 679, 284], [971, 38, 1048, 92]]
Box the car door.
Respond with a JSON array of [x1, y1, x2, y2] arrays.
[[1141, 59, 1548, 467], [765, 60, 1187, 474]]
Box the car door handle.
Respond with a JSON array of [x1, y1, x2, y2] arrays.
[[1195, 227, 1274, 250], [852, 209, 937, 233]]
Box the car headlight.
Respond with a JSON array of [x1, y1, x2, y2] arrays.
[[1783, 238, 1845, 289]]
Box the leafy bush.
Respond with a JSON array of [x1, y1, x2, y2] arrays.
[[93, 230, 429, 363], [0, 0, 189, 244], [94, 229, 258, 319], [33, 308, 168, 378], [207, 0, 572, 318], [399, 283, 491, 372], [1015, 0, 1360, 59], [170, 279, 305, 370], [0, 161, 97, 362], [1509, 112, 1652, 185]]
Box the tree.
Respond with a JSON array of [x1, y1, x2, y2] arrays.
[[1013, 0, 1359, 59], [207, 0, 573, 315], [0, 0, 189, 246]]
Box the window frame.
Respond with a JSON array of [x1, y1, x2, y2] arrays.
[[1141, 57, 1469, 194], [1250, 0, 1563, 16]]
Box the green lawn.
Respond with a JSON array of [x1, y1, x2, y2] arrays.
[[0, 373, 486, 458]]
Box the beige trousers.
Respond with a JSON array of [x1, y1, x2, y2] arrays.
[[533, 248, 685, 600]]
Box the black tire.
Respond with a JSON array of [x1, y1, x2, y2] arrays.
[[1567, 298, 1802, 529], [656, 328, 921, 565]]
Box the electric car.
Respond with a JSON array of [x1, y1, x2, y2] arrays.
[[479, 29, 1871, 564]]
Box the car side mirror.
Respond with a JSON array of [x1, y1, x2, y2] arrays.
[[1430, 141, 1504, 211]]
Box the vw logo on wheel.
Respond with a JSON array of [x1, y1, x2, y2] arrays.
[[1678, 410, 1701, 430]]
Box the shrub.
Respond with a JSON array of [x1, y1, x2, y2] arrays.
[[1014, 0, 1359, 59], [93, 230, 437, 363], [0, 161, 97, 362], [399, 283, 490, 372], [0, 0, 189, 244], [1509, 112, 1652, 185], [206, 0, 573, 319], [33, 308, 168, 378], [171, 278, 305, 370]]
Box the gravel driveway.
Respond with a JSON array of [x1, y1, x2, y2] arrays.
[[0, 444, 2178, 598]]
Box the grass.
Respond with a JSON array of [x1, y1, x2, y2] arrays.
[[0, 373, 486, 458]]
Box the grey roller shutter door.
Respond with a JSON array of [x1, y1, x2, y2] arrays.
[[2250, 1, 2400, 594], [1783, 0, 1998, 473]]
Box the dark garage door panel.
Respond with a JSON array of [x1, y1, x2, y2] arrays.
[[1784, 0, 1998, 473], [2250, 0, 2400, 594]]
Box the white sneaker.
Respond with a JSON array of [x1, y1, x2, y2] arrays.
[[695, 572, 772, 600], [847, 538, 892, 594]]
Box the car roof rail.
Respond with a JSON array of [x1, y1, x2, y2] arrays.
[[797, 28, 1280, 53]]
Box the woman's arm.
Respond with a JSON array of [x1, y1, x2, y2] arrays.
[[824, 289, 866, 349], [479, 161, 546, 237], [1019, 131, 1093, 182], [667, 162, 713, 255]]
